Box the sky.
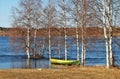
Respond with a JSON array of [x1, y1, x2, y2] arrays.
[[0, 0, 49, 28], [0, 0, 19, 27]]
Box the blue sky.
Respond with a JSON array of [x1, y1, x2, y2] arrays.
[[0, 0, 18, 27], [0, 0, 49, 28]]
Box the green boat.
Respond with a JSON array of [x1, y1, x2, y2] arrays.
[[50, 58, 80, 65]]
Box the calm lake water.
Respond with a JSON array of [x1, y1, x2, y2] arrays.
[[0, 36, 120, 69]]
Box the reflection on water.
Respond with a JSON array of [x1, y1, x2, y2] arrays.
[[0, 36, 120, 69], [0, 55, 49, 69]]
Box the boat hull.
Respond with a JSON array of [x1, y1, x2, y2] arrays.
[[50, 58, 80, 65]]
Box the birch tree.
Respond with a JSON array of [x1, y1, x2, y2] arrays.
[[11, 0, 42, 59], [71, 0, 81, 60], [81, 0, 86, 66], [58, 0, 68, 60], [107, 0, 114, 66], [95, 0, 120, 67], [102, 0, 109, 69], [43, 0, 57, 59], [32, 0, 42, 58], [12, 0, 34, 59], [24, 0, 31, 59]]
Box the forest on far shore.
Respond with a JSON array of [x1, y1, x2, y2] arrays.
[[0, 27, 120, 37]]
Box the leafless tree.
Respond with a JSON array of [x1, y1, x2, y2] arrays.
[[107, 0, 114, 66], [11, 0, 42, 59], [31, 0, 42, 58], [71, 0, 81, 61], [102, 0, 109, 69], [95, 0, 120, 67], [43, 0, 57, 59], [58, 0, 71, 60], [81, 0, 87, 66]]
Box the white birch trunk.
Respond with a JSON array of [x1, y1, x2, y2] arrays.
[[81, 0, 86, 66], [48, 0, 51, 60], [102, 0, 109, 69], [64, 17, 67, 60], [26, 58, 30, 68], [108, 0, 114, 66], [58, 27, 61, 59], [33, 29, 37, 57], [41, 39, 45, 57], [26, 2, 31, 59], [81, 38, 86, 66], [49, 26, 51, 59], [26, 27, 30, 59], [76, 22, 80, 60], [109, 35, 113, 66], [62, 0, 67, 60], [75, 4, 80, 61]]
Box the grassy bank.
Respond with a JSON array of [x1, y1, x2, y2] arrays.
[[0, 66, 120, 79]]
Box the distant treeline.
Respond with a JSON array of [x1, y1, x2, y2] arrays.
[[0, 27, 120, 37], [0, 27, 10, 36], [0, 27, 9, 30]]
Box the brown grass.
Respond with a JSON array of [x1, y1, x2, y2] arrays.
[[0, 66, 120, 79]]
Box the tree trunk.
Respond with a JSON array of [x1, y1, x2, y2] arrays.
[[75, 4, 80, 61], [58, 43, 61, 59], [76, 21, 80, 60], [26, 27, 30, 59], [26, 58, 30, 68], [62, 0, 67, 60], [102, 0, 109, 69], [48, 26, 51, 59], [48, 0, 51, 68], [64, 24, 67, 60], [33, 29, 37, 57], [108, 0, 114, 66], [81, 0, 86, 66], [41, 40, 45, 58]]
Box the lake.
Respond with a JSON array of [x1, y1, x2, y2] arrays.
[[0, 36, 120, 69]]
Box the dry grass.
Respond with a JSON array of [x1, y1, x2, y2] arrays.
[[0, 66, 120, 79]]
